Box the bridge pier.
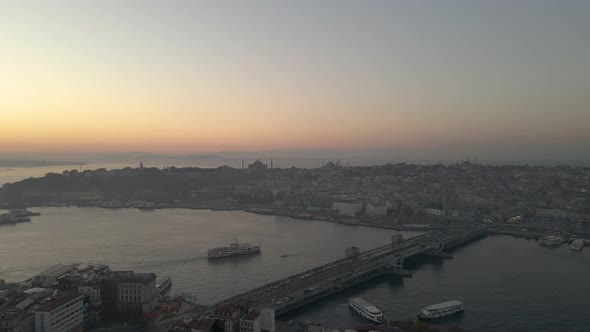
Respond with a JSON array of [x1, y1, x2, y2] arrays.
[[420, 249, 453, 259]]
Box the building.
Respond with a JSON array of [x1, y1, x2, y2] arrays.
[[100, 271, 157, 315], [366, 203, 388, 217], [172, 318, 215, 332], [211, 304, 241, 332], [332, 200, 363, 217], [78, 282, 101, 306], [248, 159, 268, 171], [31, 265, 76, 288], [57, 275, 82, 292], [259, 308, 275, 332], [239, 310, 261, 332], [0, 310, 34, 332], [34, 294, 83, 332]]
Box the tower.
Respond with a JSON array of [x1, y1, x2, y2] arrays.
[[271, 158, 273, 169], [140, 161, 144, 170]]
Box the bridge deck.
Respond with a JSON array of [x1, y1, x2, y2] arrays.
[[209, 225, 489, 315]]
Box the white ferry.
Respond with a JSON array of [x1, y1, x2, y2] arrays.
[[538, 235, 564, 247], [570, 239, 584, 251], [207, 239, 261, 259], [348, 297, 384, 323], [417, 300, 464, 320]]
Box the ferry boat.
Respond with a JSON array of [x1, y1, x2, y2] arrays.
[[570, 239, 584, 251], [10, 208, 40, 217], [538, 235, 565, 247], [348, 297, 384, 323], [417, 300, 464, 320], [0, 210, 32, 224], [207, 239, 261, 259]]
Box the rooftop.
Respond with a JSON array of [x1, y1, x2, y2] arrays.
[[35, 293, 83, 313], [105, 271, 157, 283], [214, 303, 240, 316], [183, 318, 215, 331], [35, 264, 75, 278], [241, 310, 260, 321], [0, 309, 33, 322]]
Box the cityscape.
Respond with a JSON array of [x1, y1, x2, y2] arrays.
[[2, 1, 590, 331]]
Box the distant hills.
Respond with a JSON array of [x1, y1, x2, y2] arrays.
[[0, 159, 85, 168]]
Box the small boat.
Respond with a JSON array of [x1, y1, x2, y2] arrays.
[[349, 297, 384, 323], [417, 300, 464, 320], [538, 236, 564, 247], [280, 254, 288, 258]]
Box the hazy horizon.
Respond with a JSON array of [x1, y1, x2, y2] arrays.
[[2, 148, 589, 167], [2, 0, 590, 162]]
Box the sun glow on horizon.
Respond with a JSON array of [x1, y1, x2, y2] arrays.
[[1, 1, 589, 158]]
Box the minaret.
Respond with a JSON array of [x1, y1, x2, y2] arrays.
[[241, 160, 244, 169], [270, 158, 273, 169]]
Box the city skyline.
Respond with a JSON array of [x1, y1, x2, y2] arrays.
[[2, 0, 590, 162]]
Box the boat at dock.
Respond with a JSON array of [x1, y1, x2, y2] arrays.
[[417, 300, 464, 320], [0, 209, 36, 225], [538, 235, 565, 247], [348, 297, 384, 323], [10, 208, 40, 217], [570, 239, 584, 251], [207, 239, 261, 259]]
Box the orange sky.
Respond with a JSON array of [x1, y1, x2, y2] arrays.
[[1, 1, 589, 156]]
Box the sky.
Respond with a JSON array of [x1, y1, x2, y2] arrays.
[[1, 0, 589, 162]]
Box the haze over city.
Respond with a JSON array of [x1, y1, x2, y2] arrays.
[[2, 0, 589, 164]]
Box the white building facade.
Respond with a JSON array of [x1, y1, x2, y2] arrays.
[[332, 201, 363, 217], [34, 294, 83, 332]]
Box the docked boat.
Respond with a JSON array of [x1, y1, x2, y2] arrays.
[[538, 235, 564, 247], [418, 300, 464, 320], [0, 210, 32, 225], [156, 276, 172, 294], [208, 239, 261, 259], [348, 297, 384, 323], [10, 208, 40, 217], [570, 239, 584, 251]]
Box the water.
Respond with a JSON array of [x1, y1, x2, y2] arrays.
[[1, 208, 589, 331]]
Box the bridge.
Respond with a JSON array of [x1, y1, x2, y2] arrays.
[[207, 225, 489, 316]]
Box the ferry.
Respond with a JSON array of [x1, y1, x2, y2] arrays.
[[0, 210, 33, 224], [538, 235, 565, 247], [10, 208, 40, 217], [156, 276, 172, 294], [417, 300, 464, 320], [348, 297, 384, 323], [208, 239, 261, 259], [570, 239, 584, 251]]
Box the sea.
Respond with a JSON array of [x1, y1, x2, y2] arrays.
[[0, 207, 589, 331]]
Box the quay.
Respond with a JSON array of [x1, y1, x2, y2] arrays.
[[205, 225, 489, 316]]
